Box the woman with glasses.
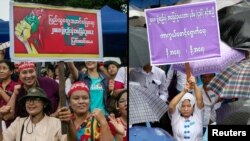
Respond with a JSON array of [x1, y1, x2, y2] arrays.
[[0, 87, 77, 141], [67, 81, 114, 141], [168, 76, 204, 141], [108, 90, 127, 141]]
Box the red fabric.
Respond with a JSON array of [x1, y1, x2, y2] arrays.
[[68, 81, 89, 97], [18, 62, 35, 72], [0, 80, 18, 127], [109, 123, 117, 137], [114, 81, 124, 90]]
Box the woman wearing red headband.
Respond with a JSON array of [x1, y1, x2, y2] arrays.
[[68, 81, 113, 141], [67, 62, 110, 116]]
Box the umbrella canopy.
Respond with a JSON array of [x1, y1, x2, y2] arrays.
[[129, 26, 150, 67], [208, 58, 250, 98], [172, 41, 245, 76], [129, 5, 145, 27], [129, 82, 168, 125], [129, 126, 175, 141], [218, 0, 250, 51], [216, 99, 250, 125], [129, 0, 181, 8], [129, 16, 146, 27]]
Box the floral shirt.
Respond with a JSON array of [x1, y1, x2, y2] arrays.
[[77, 117, 101, 141]]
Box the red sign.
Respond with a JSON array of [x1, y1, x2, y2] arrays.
[[10, 2, 103, 61]]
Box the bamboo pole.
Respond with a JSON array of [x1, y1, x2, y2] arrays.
[[185, 62, 191, 80], [58, 61, 68, 134]]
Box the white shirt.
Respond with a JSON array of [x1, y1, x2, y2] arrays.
[[200, 86, 221, 126], [115, 66, 127, 88], [129, 66, 168, 102], [166, 66, 187, 92], [3, 115, 67, 141], [170, 105, 203, 141]]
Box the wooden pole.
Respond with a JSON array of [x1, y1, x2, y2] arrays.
[[58, 61, 68, 134], [185, 62, 191, 80]]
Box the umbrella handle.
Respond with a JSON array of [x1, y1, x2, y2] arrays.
[[185, 62, 191, 80], [146, 122, 151, 128]]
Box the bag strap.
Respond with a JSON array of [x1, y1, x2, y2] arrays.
[[20, 117, 28, 141]]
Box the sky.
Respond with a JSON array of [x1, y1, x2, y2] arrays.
[[0, 0, 10, 21]]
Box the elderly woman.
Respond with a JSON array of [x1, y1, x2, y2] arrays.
[[168, 76, 204, 141], [67, 81, 113, 141], [0, 87, 76, 141]]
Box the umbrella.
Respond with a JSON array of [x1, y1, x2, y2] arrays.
[[129, 82, 168, 125], [129, 16, 146, 27], [216, 99, 250, 125], [208, 58, 250, 98], [129, 0, 181, 8], [129, 4, 145, 17], [129, 5, 146, 27], [129, 26, 150, 67], [129, 126, 175, 141], [218, 0, 250, 51], [189, 0, 243, 10], [172, 41, 245, 76]]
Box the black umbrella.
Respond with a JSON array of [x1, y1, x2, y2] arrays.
[[218, 0, 250, 51], [216, 99, 250, 125], [129, 26, 150, 67]]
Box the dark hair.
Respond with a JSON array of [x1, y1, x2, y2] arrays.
[[116, 89, 127, 106], [104, 61, 120, 69], [41, 98, 53, 115], [200, 73, 215, 83], [0, 60, 15, 71], [200, 73, 215, 78]]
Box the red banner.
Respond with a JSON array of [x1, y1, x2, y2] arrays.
[[10, 2, 103, 61]]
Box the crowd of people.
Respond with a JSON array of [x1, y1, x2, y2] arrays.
[[129, 63, 227, 141], [0, 51, 127, 141]]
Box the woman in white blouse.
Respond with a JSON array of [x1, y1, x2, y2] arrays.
[[168, 76, 204, 141]]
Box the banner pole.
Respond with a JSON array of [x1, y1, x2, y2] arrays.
[[58, 61, 68, 134]]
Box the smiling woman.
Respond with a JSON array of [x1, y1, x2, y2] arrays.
[[67, 81, 114, 141], [0, 87, 77, 141]]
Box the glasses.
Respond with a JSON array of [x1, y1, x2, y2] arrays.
[[119, 100, 127, 105], [25, 97, 42, 104]]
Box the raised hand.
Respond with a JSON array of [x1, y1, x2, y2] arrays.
[[13, 85, 21, 96], [91, 109, 107, 125], [108, 113, 125, 136], [0, 105, 11, 119]]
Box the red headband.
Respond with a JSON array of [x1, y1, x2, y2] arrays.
[[68, 82, 89, 97], [18, 62, 35, 72]]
